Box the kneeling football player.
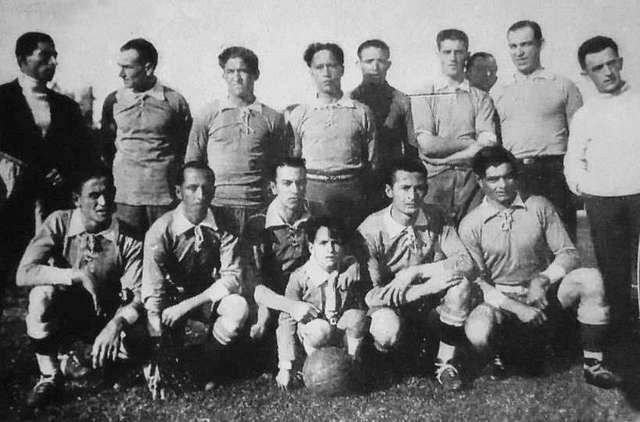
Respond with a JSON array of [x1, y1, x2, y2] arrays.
[[275, 217, 368, 389], [460, 146, 620, 388], [142, 162, 249, 398], [17, 166, 144, 408], [356, 158, 475, 391]]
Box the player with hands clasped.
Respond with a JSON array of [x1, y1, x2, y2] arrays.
[[141, 162, 249, 399], [356, 158, 476, 391], [275, 217, 368, 390], [17, 166, 144, 409], [460, 146, 621, 389]]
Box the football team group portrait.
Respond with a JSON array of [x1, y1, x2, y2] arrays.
[[1, 0, 640, 420]]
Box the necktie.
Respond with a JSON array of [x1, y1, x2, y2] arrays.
[[194, 225, 204, 252], [499, 209, 515, 231], [325, 272, 339, 325]]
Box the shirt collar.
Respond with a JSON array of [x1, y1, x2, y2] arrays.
[[66, 209, 118, 242], [310, 93, 356, 109], [479, 193, 527, 223], [434, 77, 471, 92], [304, 257, 338, 289], [512, 67, 555, 83], [264, 199, 311, 229], [219, 98, 264, 113], [116, 79, 165, 103], [171, 203, 218, 236], [17, 73, 47, 94], [382, 205, 430, 239]]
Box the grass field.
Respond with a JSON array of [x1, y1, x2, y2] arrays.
[[2, 212, 640, 422]]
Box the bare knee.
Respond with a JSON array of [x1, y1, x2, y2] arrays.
[[301, 319, 333, 349], [465, 304, 496, 351], [337, 309, 368, 338], [213, 294, 249, 345], [369, 308, 401, 352], [28, 286, 56, 318]]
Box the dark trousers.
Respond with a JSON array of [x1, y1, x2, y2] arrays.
[[519, 156, 577, 242], [424, 168, 482, 226], [116, 203, 174, 236], [584, 194, 640, 331]]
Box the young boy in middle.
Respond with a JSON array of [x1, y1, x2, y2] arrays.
[[275, 217, 368, 389]]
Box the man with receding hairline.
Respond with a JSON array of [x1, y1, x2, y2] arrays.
[[492, 20, 583, 241], [102, 38, 192, 235]]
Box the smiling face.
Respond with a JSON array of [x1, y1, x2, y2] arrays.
[[223, 56, 258, 99], [310, 49, 344, 96], [386, 170, 428, 218], [438, 39, 468, 80], [358, 46, 391, 85], [508, 26, 542, 75], [20, 41, 57, 83], [583, 47, 624, 94], [74, 176, 115, 233], [479, 162, 519, 207]]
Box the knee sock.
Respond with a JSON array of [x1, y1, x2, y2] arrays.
[[437, 321, 465, 363], [581, 323, 606, 366]]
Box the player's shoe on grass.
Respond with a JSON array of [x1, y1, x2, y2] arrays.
[[59, 351, 90, 379], [490, 354, 507, 380], [435, 359, 463, 391], [583, 359, 622, 389], [26, 374, 63, 408]]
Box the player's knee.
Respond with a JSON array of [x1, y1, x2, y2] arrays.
[[218, 294, 250, 325], [337, 309, 368, 339], [213, 294, 249, 345], [27, 286, 56, 319], [574, 268, 606, 299], [465, 305, 495, 350], [369, 308, 401, 353], [443, 277, 472, 311], [301, 319, 333, 349]]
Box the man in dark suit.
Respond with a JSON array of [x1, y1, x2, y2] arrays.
[[0, 32, 93, 313]]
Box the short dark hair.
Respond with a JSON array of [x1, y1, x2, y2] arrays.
[[508, 20, 543, 44], [271, 157, 306, 180], [218, 46, 260, 76], [578, 36, 619, 70], [467, 52, 495, 69], [72, 164, 114, 195], [15, 32, 54, 64], [357, 39, 390, 58], [385, 158, 428, 187], [471, 146, 520, 179], [177, 161, 215, 186], [303, 43, 344, 67], [436, 29, 469, 50], [121, 38, 158, 68], [305, 216, 348, 245]]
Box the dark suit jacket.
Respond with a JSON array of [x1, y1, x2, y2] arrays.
[[0, 79, 95, 217]]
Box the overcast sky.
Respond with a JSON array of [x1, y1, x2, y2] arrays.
[[1, 0, 638, 117]]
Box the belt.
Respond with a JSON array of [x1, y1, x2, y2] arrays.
[[494, 284, 528, 295], [306, 172, 361, 182], [519, 155, 564, 166]]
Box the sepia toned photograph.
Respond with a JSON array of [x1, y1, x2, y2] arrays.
[[0, 0, 639, 420]]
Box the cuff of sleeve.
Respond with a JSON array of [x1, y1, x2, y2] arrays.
[[115, 305, 139, 326], [206, 280, 231, 304], [278, 361, 293, 370], [58, 269, 74, 286], [541, 264, 566, 284]]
